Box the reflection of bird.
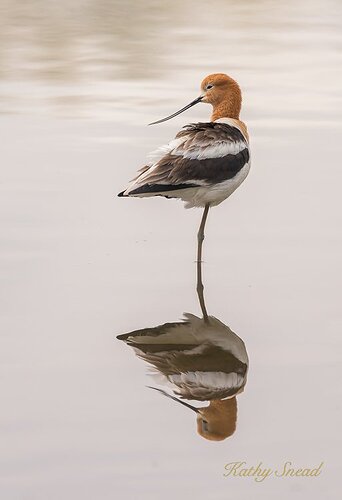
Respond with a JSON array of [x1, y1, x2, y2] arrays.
[[117, 313, 248, 441], [118, 73, 251, 293]]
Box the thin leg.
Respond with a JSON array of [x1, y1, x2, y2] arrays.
[[196, 204, 210, 322]]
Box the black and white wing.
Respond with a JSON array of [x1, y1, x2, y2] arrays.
[[118, 121, 250, 198]]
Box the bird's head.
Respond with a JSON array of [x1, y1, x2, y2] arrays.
[[148, 387, 237, 441], [196, 398, 237, 441], [149, 72, 241, 125], [200, 73, 241, 107]]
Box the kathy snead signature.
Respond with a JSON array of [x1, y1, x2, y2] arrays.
[[223, 461, 324, 482]]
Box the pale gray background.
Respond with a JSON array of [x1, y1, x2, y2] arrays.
[[0, 0, 341, 499]]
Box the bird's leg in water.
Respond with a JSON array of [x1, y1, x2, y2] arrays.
[[196, 204, 210, 322]]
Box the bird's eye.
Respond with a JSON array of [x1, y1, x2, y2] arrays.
[[206, 84, 214, 90], [202, 420, 209, 432]]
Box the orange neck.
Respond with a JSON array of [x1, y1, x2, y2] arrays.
[[211, 85, 242, 121], [208, 398, 237, 412]]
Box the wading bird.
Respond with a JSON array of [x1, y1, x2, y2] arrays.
[[117, 244, 249, 441], [118, 73, 250, 318], [117, 312, 249, 441]]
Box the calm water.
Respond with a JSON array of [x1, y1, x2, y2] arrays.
[[0, 0, 341, 498]]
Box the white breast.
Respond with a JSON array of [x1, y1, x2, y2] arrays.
[[169, 371, 246, 399]]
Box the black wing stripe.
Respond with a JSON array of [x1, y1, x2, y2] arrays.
[[122, 148, 250, 196], [128, 182, 200, 195], [171, 148, 250, 184]]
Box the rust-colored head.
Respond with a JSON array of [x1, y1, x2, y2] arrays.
[[149, 72, 242, 125], [148, 387, 238, 441], [196, 398, 237, 441], [200, 73, 242, 120]]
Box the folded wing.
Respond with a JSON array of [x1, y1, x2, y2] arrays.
[[118, 122, 250, 197]]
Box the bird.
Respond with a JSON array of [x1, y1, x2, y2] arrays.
[[118, 73, 251, 284], [117, 312, 249, 441]]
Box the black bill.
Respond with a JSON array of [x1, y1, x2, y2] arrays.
[[147, 386, 200, 413], [148, 96, 203, 125]]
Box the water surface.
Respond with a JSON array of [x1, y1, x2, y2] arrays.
[[0, 1, 341, 499]]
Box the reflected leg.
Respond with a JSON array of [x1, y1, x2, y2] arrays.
[[196, 204, 210, 322]]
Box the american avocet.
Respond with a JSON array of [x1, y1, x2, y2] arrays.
[[117, 312, 249, 441], [117, 237, 249, 440], [118, 73, 250, 286]]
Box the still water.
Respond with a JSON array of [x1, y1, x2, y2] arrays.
[[0, 0, 341, 499]]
